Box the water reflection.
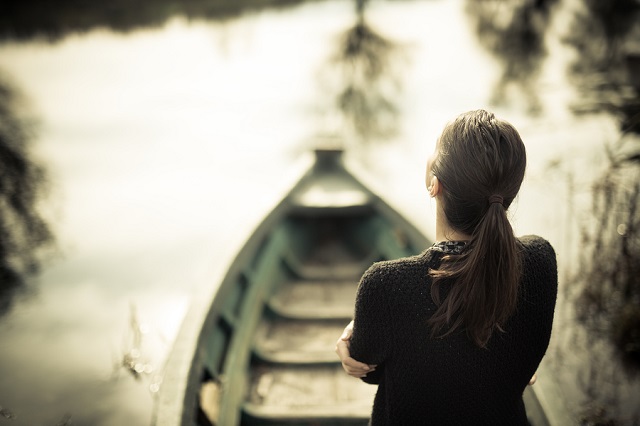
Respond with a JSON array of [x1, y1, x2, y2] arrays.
[[0, 76, 53, 316], [563, 0, 640, 134], [555, 1, 640, 422], [0, 0, 638, 424], [0, 0, 317, 41], [320, 0, 407, 145], [0, 406, 16, 420], [116, 304, 157, 383], [564, 132, 640, 422], [465, 0, 558, 115]]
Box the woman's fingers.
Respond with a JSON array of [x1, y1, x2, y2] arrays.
[[339, 320, 354, 341], [335, 320, 376, 378], [335, 336, 351, 362], [343, 356, 376, 377], [335, 337, 376, 378]]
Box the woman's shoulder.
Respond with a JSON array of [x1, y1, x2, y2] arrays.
[[361, 250, 431, 282], [518, 235, 556, 258], [517, 235, 558, 285]]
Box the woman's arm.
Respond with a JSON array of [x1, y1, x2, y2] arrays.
[[336, 264, 391, 383], [335, 321, 377, 378]]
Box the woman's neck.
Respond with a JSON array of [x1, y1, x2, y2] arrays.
[[435, 201, 471, 242]]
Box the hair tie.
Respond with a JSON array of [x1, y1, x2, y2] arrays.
[[488, 194, 504, 205]]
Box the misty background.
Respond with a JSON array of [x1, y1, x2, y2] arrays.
[[0, 0, 638, 425]]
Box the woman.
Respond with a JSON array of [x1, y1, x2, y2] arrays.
[[335, 109, 557, 425]]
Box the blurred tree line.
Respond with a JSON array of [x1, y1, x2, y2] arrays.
[[564, 0, 640, 133], [466, 0, 559, 115], [0, 79, 53, 316], [0, 0, 320, 41], [566, 0, 640, 367]]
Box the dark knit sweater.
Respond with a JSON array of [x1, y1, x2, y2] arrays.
[[349, 235, 558, 426]]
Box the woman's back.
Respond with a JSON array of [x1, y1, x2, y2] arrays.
[[348, 235, 557, 426], [337, 110, 558, 425]]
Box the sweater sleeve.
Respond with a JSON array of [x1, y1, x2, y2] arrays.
[[522, 235, 558, 356], [348, 262, 393, 384]]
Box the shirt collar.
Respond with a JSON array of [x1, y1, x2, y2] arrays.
[[432, 240, 467, 255]]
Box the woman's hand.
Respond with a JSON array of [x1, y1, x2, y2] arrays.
[[335, 320, 376, 378], [528, 373, 537, 386]]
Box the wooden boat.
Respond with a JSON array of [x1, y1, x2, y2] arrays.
[[153, 149, 570, 426]]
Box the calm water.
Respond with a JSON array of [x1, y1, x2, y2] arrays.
[[0, 1, 636, 425]]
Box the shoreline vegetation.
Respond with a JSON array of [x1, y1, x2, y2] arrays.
[[563, 1, 640, 423], [570, 133, 640, 425]]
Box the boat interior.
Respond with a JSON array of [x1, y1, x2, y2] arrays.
[[196, 205, 422, 426]]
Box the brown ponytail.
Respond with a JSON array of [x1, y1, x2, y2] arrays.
[[428, 110, 526, 348]]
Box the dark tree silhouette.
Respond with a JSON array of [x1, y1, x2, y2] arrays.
[[562, 0, 640, 368], [465, 0, 559, 115], [0, 78, 53, 315], [563, 0, 640, 134], [324, 0, 406, 145], [573, 135, 640, 363], [0, 0, 321, 41], [558, 3, 640, 423]]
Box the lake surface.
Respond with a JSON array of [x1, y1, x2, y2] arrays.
[[0, 0, 637, 424]]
